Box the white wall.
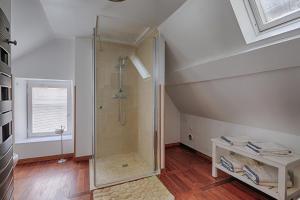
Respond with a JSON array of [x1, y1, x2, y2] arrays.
[[164, 93, 180, 144], [15, 138, 73, 159], [11, 0, 54, 60], [181, 114, 300, 157], [13, 78, 27, 141], [12, 37, 75, 80], [74, 37, 93, 157], [12, 36, 94, 159], [167, 67, 300, 136], [12, 37, 75, 159], [0, 0, 11, 23]]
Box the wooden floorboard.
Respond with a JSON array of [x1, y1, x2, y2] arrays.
[[159, 146, 275, 200], [14, 146, 275, 200], [14, 159, 92, 200]]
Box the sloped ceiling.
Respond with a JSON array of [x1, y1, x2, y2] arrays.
[[159, 0, 245, 73], [40, 0, 187, 41], [11, 0, 54, 60], [159, 0, 300, 83], [167, 67, 300, 135], [11, 0, 186, 59], [159, 0, 300, 135]]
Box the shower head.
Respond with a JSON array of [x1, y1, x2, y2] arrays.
[[118, 57, 128, 68]]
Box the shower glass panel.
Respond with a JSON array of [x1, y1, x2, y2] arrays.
[[93, 23, 157, 187]]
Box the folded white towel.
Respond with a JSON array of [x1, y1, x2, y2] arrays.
[[220, 136, 250, 146], [221, 153, 257, 173], [243, 164, 293, 188], [246, 142, 292, 156]]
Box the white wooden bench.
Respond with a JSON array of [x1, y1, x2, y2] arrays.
[[211, 138, 300, 200]]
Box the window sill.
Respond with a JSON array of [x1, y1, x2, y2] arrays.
[[15, 135, 72, 144]]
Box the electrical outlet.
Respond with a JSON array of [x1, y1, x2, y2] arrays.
[[188, 127, 193, 140]]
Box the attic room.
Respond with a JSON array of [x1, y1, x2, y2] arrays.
[[1, 0, 300, 199]]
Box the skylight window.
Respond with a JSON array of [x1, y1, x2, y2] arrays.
[[129, 54, 151, 80], [249, 0, 300, 31]]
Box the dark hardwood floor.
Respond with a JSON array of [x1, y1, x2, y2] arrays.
[[160, 146, 274, 200], [14, 160, 91, 200], [14, 146, 274, 200]]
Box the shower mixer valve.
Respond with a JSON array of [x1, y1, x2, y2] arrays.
[[113, 90, 127, 99]]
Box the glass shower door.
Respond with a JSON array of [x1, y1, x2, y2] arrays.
[[93, 21, 158, 188]]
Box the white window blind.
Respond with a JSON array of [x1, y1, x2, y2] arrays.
[[249, 0, 300, 31], [27, 80, 72, 137], [32, 87, 68, 134], [258, 0, 300, 22]]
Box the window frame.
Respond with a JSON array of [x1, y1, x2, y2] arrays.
[[248, 0, 300, 31], [27, 80, 72, 138]]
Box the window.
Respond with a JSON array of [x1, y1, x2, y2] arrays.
[[27, 80, 72, 138], [230, 0, 300, 43], [249, 0, 300, 31]]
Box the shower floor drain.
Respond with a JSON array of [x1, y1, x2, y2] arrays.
[[122, 164, 129, 167]]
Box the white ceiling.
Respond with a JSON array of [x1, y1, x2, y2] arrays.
[[95, 15, 150, 44], [167, 67, 300, 135], [40, 0, 187, 42], [159, 0, 300, 81], [11, 0, 186, 60], [159, 0, 246, 72], [11, 0, 54, 60]]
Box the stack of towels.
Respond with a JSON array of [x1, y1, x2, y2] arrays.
[[246, 142, 293, 156], [243, 164, 293, 188], [219, 136, 293, 157], [220, 153, 294, 188], [220, 153, 256, 173], [218, 136, 295, 188]]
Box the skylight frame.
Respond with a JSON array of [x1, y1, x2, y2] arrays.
[[248, 0, 300, 31]]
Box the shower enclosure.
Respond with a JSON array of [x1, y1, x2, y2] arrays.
[[91, 17, 164, 188]]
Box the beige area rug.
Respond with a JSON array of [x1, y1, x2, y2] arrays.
[[93, 176, 174, 200]]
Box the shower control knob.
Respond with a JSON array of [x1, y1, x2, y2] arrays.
[[97, 106, 103, 110]]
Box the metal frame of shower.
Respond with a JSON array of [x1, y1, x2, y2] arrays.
[[92, 27, 96, 188], [92, 18, 164, 189]]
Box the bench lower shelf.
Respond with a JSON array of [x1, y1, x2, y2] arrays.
[[216, 164, 299, 199]]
